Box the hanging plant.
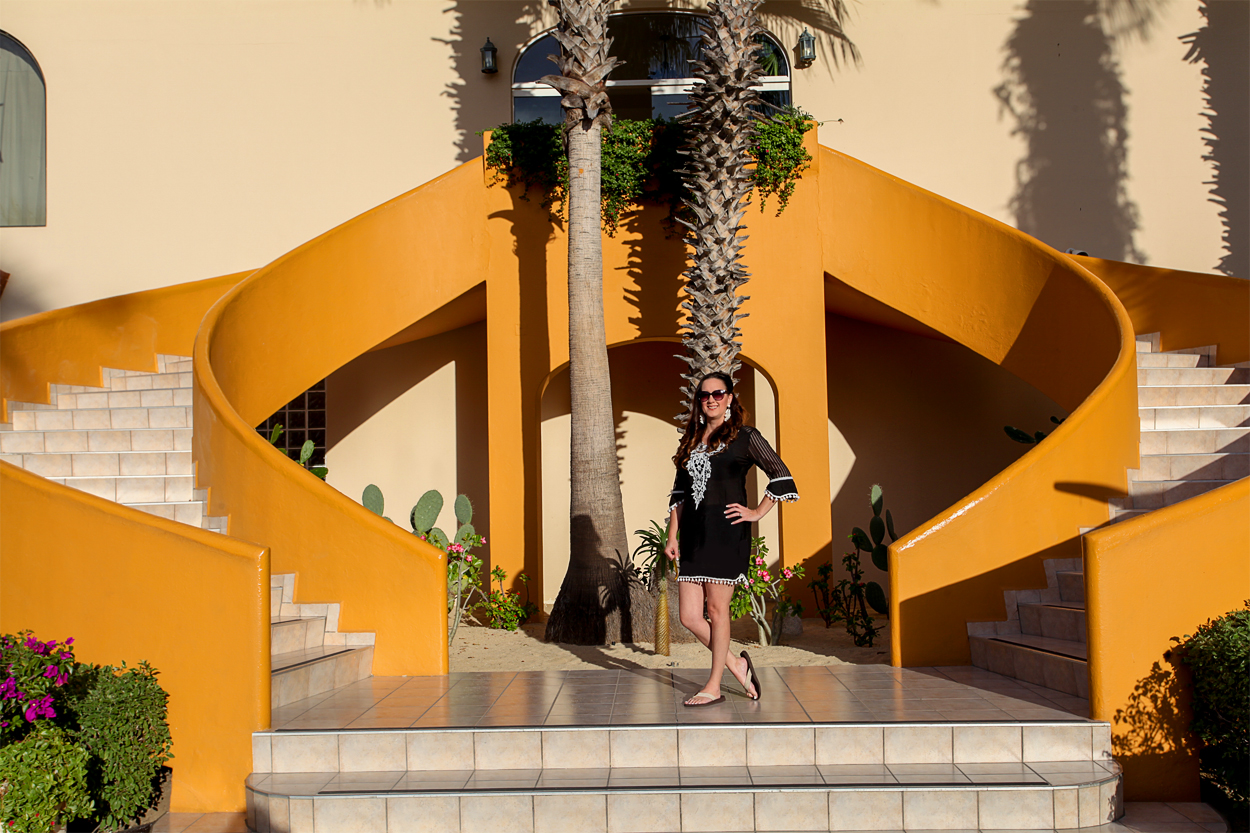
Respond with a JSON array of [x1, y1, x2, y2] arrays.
[[748, 107, 815, 215], [480, 109, 812, 233]]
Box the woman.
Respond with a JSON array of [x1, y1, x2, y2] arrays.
[[664, 371, 800, 706]]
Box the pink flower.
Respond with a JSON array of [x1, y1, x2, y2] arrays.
[[759, 570, 770, 582], [754, 556, 764, 566], [782, 568, 793, 580]]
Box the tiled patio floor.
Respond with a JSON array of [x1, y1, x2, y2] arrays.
[[151, 802, 1231, 832], [271, 664, 1089, 731]]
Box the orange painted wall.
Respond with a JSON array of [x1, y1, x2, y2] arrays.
[[0, 462, 269, 813], [1084, 478, 1249, 801], [0, 272, 249, 423], [815, 146, 1140, 667], [1079, 256, 1249, 364], [192, 161, 511, 675]]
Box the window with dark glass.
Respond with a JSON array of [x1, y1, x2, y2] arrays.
[[512, 12, 791, 125], [256, 380, 327, 467], [0, 31, 46, 227]]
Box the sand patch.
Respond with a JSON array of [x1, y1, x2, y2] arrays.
[[450, 617, 891, 672]]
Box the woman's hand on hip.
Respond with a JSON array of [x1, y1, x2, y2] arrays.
[[725, 503, 764, 525]]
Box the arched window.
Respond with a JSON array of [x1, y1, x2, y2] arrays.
[[0, 31, 46, 227], [513, 11, 791, 125]]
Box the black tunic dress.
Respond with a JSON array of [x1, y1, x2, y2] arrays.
[[667, 426, 800, 585]]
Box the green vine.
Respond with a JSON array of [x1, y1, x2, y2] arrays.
[[749, 107, 815, 215], [479, 107, 812, 234]]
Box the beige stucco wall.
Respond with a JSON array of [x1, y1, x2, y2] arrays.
[[824, 312, 1066, 595], [324, 321, 491, 556], [0, 0, 1239, 322]]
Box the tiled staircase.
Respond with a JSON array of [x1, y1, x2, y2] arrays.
[[270, 573, 374, 708], [0, 354, 375, 708], [0, 355, 227, 532], [967, 334, 1249, 696]]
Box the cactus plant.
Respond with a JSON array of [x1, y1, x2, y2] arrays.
[[851, 484, 896, 615], [362, 484, 385, 517], [406, 488, 481, 552]]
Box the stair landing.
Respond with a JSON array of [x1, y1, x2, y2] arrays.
[[249, 665, 1121, 832]]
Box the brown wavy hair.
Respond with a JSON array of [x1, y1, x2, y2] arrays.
[[673, 371, 751, 468]]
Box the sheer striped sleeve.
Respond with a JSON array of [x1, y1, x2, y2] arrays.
[[669, 463, 691, 513], [748, 428, 799, 503]]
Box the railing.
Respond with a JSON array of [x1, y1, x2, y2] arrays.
[[1084, 478, 1249, 800], [191, 162, 500, 676], [0, 272, 249, 423], [815, 146, 1139, 666], [0, 462, 269, 813]]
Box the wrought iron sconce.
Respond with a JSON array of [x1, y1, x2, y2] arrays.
[[481, 37, 499, 74]]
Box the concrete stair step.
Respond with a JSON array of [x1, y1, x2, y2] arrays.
[[244, 761, 1122, 832], [1018, 603, 1087, 643], [1138, 384, 1250, 406], [1138, 404, 1250, 430], [0, 427, 193, 454], [969, 636, 1088, 698], [272, 616, 328, 654], [128, 500, 207, 525], [270, 646, 374, 708], [0, 449, 192, 478], [99, 370, 193, 392], [44, 473, 194, 503], [51, 388, 192, 410], [1137, 353, 1206, 368], [1140, 427, 1249, 455], [1137, 365, 1247, 383], [1130, 452, 1248, 483], [1126, 478, 1236, 508], [1055, 571, 1084, 605], [10, 405, 192, 432]]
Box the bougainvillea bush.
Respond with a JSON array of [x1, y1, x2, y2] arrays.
[[0, 632, 174, 833], [0, 632, 76, 746]]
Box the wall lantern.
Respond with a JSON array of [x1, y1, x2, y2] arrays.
[[481, 37, 499, 74], [796, 28, 817, 68]]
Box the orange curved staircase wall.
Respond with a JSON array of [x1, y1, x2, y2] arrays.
[[191, 163, 504, 677], [1084, 478, 1249, 799], [1078, 255, 1249, 366], [0, 462, 269, 813], [814, 146, 1139, 667], [0, 272, 251, 425]]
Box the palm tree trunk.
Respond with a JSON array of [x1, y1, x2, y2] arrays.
[[543, 0, 655, 645]]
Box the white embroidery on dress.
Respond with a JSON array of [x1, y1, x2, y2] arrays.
[[686, 443, 721, 509]]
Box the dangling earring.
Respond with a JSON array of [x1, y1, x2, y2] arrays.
[[699, 414, 705, 425], [724, 403, 731, 419]]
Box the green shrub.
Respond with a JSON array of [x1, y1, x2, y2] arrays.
[[73, 662, 174, 831], [0, 725, 93, 833], [1174, 601, 1249, 804]]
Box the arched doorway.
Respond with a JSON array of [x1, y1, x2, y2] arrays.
[[539, 340, 780, 609]]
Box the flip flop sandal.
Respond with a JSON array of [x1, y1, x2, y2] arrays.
[[740, 651, 761, 700], [683, 692, 726, 707]]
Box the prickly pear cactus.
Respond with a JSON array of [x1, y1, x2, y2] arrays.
[[427, 527, 450, 550], [410, 490, 444, 535], [454, 494, 473, 525], [864, 484, 897, 614], [363, 484, 385, 516], [454, 523, 477, 548]]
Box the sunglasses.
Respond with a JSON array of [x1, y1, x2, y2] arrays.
[[696, 389, 729, 402]]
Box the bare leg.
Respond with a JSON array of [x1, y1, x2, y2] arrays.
[[677, 581, 754, 699]]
